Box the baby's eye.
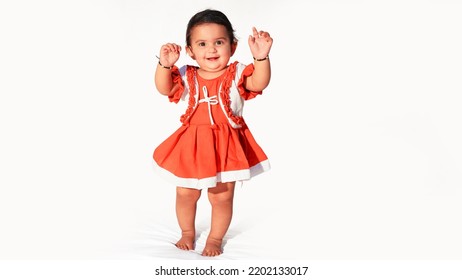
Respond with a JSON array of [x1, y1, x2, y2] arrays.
[[198, 42, 206, 47], [215, 40, 224, 46]]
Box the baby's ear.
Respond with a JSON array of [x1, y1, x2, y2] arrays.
[[231, 42, 238, 56], [186, 46, 195, 59]]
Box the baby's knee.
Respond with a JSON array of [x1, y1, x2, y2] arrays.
[[208, 192, 234, 206], [176, 187, 201, 202], [207, 183, 235, 205]]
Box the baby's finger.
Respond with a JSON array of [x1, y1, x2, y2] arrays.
[[248, 35, 255, 45], [161, 44, 172, 53], [252, 27, 258, 37], [261, 31, 270, 38], [173, 44, 182, 53], [170, 44, 178, 53], [164, 43, 180, 53]]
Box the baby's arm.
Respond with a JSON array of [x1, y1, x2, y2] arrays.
[[245, 27, 273, 92], [155, 43, 181, 96]]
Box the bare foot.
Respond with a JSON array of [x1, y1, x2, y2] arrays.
[[175, 232, 195, 251], [201, 237, 223, 257]]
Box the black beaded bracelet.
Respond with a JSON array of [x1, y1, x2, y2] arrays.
[[156, 56, 173, 70], [158, 60, 173, 70], [253, 56, 269, 61]]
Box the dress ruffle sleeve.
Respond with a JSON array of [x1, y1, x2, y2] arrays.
[[237, 63, 263, 100], [167, 66, 185, 103]]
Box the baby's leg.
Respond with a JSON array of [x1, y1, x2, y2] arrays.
[[202, 182, 235, 257], [175, 186, 201, 250]]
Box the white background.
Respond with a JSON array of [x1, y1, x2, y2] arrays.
[[1, 0, 462, 264]]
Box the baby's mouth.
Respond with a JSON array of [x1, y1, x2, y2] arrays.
[[207, 57, 219, 61]]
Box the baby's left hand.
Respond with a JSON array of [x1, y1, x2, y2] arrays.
[[248, 27, 273, 60]]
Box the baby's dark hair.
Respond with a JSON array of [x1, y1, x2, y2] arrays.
[[186, 9, 237, 46]]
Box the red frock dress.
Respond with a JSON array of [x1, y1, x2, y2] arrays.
[[153, 61, 270, 189]]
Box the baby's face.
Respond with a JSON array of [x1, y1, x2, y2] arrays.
[[186, 23, 236, 76]]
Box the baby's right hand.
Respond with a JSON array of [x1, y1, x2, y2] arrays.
[[159, 43, 181, 67]]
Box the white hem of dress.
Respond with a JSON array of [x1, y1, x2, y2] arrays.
[[152, 159, 270, 189]]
